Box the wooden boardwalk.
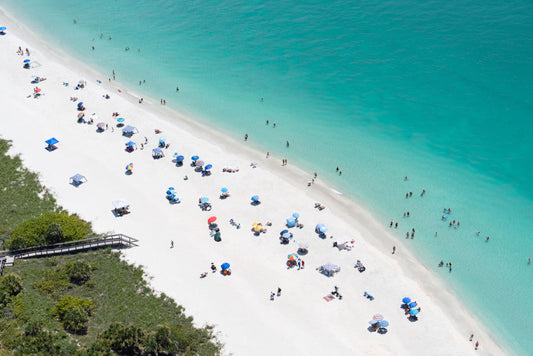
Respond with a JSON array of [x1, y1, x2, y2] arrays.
[[0, 234, 137, 275]]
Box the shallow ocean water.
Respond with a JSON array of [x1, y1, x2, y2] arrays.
[[2, 0, 532, 353]]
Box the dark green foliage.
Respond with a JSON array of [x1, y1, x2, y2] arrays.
[[8, 211, 92, 249], [97, 322, 145, 354], [65, 260, 92, 285], [33, 267, 71, 296], [0, 139, 57, 237], [50, 295, 94, 320], [0, 273, 23, 297], [62, 306, 89, 334]]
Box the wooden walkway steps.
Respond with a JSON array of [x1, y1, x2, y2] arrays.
[[0, 234, 137, 275]]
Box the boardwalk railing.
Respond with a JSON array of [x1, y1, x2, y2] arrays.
[[0, 234, 137, 274]]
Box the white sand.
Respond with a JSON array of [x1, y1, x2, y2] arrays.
[[0, 9, 506, 356]]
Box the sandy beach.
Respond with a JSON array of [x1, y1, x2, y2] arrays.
[[0, 9, 506, 356]]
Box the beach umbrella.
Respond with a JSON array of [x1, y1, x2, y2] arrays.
[[117, 117, 125, 123], [251, 195, 260, 202], [409, 309, 419, 316], [292, 212, 300, 218], [402, 297, 411, 304], [125, 141, 136, 147], [287, 253, 299, 261], [23, 59, 30, 63], [221, 187, 228, 193], [77, 112, 85, 119], [298, 242, 309, 250], [369, 320, 379, 325], [173, 152, 178, 157], [0, 27, 6, 31], [195, 160, 205, 167], [77, 102, 84, 107], [166, 188, 176, 195], [34, 88, 41, 93], [316, 224, 328, 233], [221, 262, 230, 270], [168, 193, 176, 200], [204, 164, 212, 170], [252, 222, 259, 227], [159, 136, 166, 143], [379, 320, 389, 328], [254, 224, 262, 232], [200, 197, 209, 203], [280, 229, 289, 235], [373, 314, 384, 321], [97, 122, 106, 129], [191, 155, 199, 161], [125, 163, 133, 171], [168, 187, 175, 191], [207, 216, 217, 224], [45, 137, 59, 146], [176, 155, 184, 162], [282, 232, 291, 239], [408, 302, 417, 308]]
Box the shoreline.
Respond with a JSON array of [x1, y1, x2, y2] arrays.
[[0, 7, 506, 355]]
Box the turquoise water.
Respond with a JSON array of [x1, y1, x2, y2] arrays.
[[3, 0, 533, 353]]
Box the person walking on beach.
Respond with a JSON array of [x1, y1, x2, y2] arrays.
[[392, 246, 396, 254], [469, 334, 474, 341], [266, 152, 270, 158], [475, 341, 479, 350], [286, 141, 290, 148], [170, 240, 174, 248], [270, 292, 275, 300], [297, 259, 302, 270], [244, 133, 248, 141], [301, 260, 305, 269], [277, 287, 282, 296]]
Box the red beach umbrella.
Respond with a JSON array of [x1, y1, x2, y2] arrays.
[[208, 216, 217, 224]]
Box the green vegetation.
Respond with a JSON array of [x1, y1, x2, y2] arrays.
[[0, 137, 222, 354], [0, 139, 57, 245], [8, 212, 93, 249]]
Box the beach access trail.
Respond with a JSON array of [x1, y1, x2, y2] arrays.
[[0, 10, 504, 356]]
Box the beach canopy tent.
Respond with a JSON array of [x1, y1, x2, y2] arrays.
[[45, 137, 59, 146], [286, 218, 296, 227], [113, 199, 130, 210], [251, 195, 260, 202], [122, 125, 139, 135], [125, 141, 137, 148], [69, 174, 87, 185], [282, 232, 291, 239], [319, 262, 340, 277], [0, 27, 6, 33], [152, 147, 164, 158]]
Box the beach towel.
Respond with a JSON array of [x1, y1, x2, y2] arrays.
[[323, 294, 335, 302]]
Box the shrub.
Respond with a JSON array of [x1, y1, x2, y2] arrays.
[[62, 306, 89, 334], [50, 295, 94, 321], [0, 273, 23, 297], [97, 323, 145, 355], [34, 268, 70, 296], [9, 212, 92, 249], [64, 260, 92, 285]]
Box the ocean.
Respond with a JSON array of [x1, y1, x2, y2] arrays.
[[2, 0, 532, 353]]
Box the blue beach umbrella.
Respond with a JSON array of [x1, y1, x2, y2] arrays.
[[23, 59, 30, 63], [176, 155, 184, 162], [125, 141, 135, 147], [200, 197, 209, 203], [45, 137, 59, 146], [251, 195, 260, 202], [159, 136, 166, 143], [282, 232, 291, 239], [409, 309, 419, 316], [204, 164, 213, 170], [408, 302, 417, 308], [316, 224, 328, 233], [280, 230, 289, 235], [117, 117, 125, 123], [402, 297, 411, 304], [173, 152, 178, 157], [292, 212, 300, 218], [191, 155, 199, 161], [166, 189, 175, 195], [168, 193, 176, 200], [0, 27, 6, 31], [221, 187, 228, 193], [221, 262, 230, 270], [379, 320, 390, 328]]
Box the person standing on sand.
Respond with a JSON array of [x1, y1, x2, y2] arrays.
[[469, 334, 474, 341], [277, 287, 281, 296], [475, 341, 479, 350], [392, 246, 396, 254], [266, 152, 270, 158], [170, 240, 174, 248]]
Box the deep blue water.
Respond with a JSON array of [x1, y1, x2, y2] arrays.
[[2, 0, 532, 353]]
